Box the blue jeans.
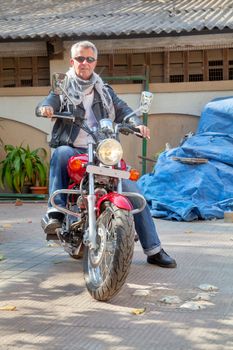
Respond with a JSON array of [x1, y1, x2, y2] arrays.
[[48, 145, 161, 256]]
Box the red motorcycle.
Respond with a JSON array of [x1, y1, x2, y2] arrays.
[[50, 73, 153, 301]]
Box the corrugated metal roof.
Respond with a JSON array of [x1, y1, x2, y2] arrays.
[[0, 0, 233, 40]]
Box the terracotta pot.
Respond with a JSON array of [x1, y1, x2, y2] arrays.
[[30, 186, 48, 194]]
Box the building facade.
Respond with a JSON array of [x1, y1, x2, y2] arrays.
[[1, 1, 233, 173]]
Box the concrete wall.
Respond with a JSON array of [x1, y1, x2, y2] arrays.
[[120, 113, 199, 173]]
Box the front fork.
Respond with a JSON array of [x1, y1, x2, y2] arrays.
[[86, 153, 123, 251], [85, 143, 97, 250]]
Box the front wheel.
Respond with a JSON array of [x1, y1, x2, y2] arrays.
[[83, 203, 135, 301]]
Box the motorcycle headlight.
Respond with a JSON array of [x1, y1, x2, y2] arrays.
[[96, 139, 123, 166]]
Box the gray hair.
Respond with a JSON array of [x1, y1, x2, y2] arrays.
[[70, 41, 98, 59]]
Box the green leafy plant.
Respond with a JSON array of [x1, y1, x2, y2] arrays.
[[0, 144, 48, 193]]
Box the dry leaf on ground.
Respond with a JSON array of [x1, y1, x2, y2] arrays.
[[15, 199, 23, 206], [2, 224, 12, 229], [131, 308, 146, 315], [198, 284, 219, 292], [0, 305, 17, 311], [133, 290, 150, 296]]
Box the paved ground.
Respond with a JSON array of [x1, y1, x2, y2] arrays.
[[0, 202, 232, 350]]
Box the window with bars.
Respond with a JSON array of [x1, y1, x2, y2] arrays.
[[209, 68, 223, 81], [169, 52, 184, 83], [229, 67, 233, 80], [150, 52, 164, 83], [188, 51, 203, 82], [208, 59, 223, 81], [0, 56, 50, 87], [170, 75, 184, 82], [229, 57, 233, 80], [189, 74, 203, 81]]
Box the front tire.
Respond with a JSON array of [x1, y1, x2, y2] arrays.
[[83, 203, 135, 301]]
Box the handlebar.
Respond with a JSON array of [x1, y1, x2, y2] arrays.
[[51, 112, 144, 139], [53, 112, 75, 121]]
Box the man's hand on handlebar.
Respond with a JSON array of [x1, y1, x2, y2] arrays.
[[135, 125, 151, 140], [39, 106, 54, 118]]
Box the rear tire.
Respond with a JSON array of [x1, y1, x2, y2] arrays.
[[83, 203, 135, 301]]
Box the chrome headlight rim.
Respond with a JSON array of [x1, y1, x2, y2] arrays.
[[96, 139, 123, 166]]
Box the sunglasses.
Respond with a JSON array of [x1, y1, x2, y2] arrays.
[[73, 56, 96, 63]]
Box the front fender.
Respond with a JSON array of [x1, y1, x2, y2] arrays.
[[96, 192, 133, 215]]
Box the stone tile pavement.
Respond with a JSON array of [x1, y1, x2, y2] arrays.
[[0, 202, 233, 350]]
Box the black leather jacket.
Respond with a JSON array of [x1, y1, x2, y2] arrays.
[[35, 85, 141, 148]]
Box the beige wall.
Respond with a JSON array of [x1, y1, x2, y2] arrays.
[[121, 113, 199, 174], [0, 118, 51, 162]]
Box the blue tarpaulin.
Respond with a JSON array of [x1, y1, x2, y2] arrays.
[[137, 96, 233, 221]]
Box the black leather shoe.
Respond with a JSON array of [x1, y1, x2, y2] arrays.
[[41, 212, 64, 236], [147, 249, 177, 268]]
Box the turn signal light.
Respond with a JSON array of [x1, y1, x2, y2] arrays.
[[129, 168, 140, 181], [69, 158, 83, 171]]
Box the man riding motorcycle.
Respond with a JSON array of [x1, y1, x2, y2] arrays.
[[35, 40, 176, 268]]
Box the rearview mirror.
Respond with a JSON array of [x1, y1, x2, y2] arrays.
[[52, 73, 68, 95], [122, 91, 154, 123], [140, 91, 153, 113]]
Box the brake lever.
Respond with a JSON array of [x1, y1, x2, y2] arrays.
[[129, 126, 143, 139], [134, 131, 143, 139]]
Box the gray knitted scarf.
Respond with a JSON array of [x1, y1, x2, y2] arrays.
[[64, 67, 115, 120]]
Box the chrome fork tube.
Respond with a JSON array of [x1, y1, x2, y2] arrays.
[[117, 160, 123, 194], [87, 142, 97, 250]]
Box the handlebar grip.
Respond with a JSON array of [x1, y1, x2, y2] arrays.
[[130, 126, 143, 138], [119, 125, 143, 138]]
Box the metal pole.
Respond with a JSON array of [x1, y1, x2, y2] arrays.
[[142, 66, 150, 175]]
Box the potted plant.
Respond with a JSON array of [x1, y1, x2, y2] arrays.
[[0, 143, 48, 193]]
